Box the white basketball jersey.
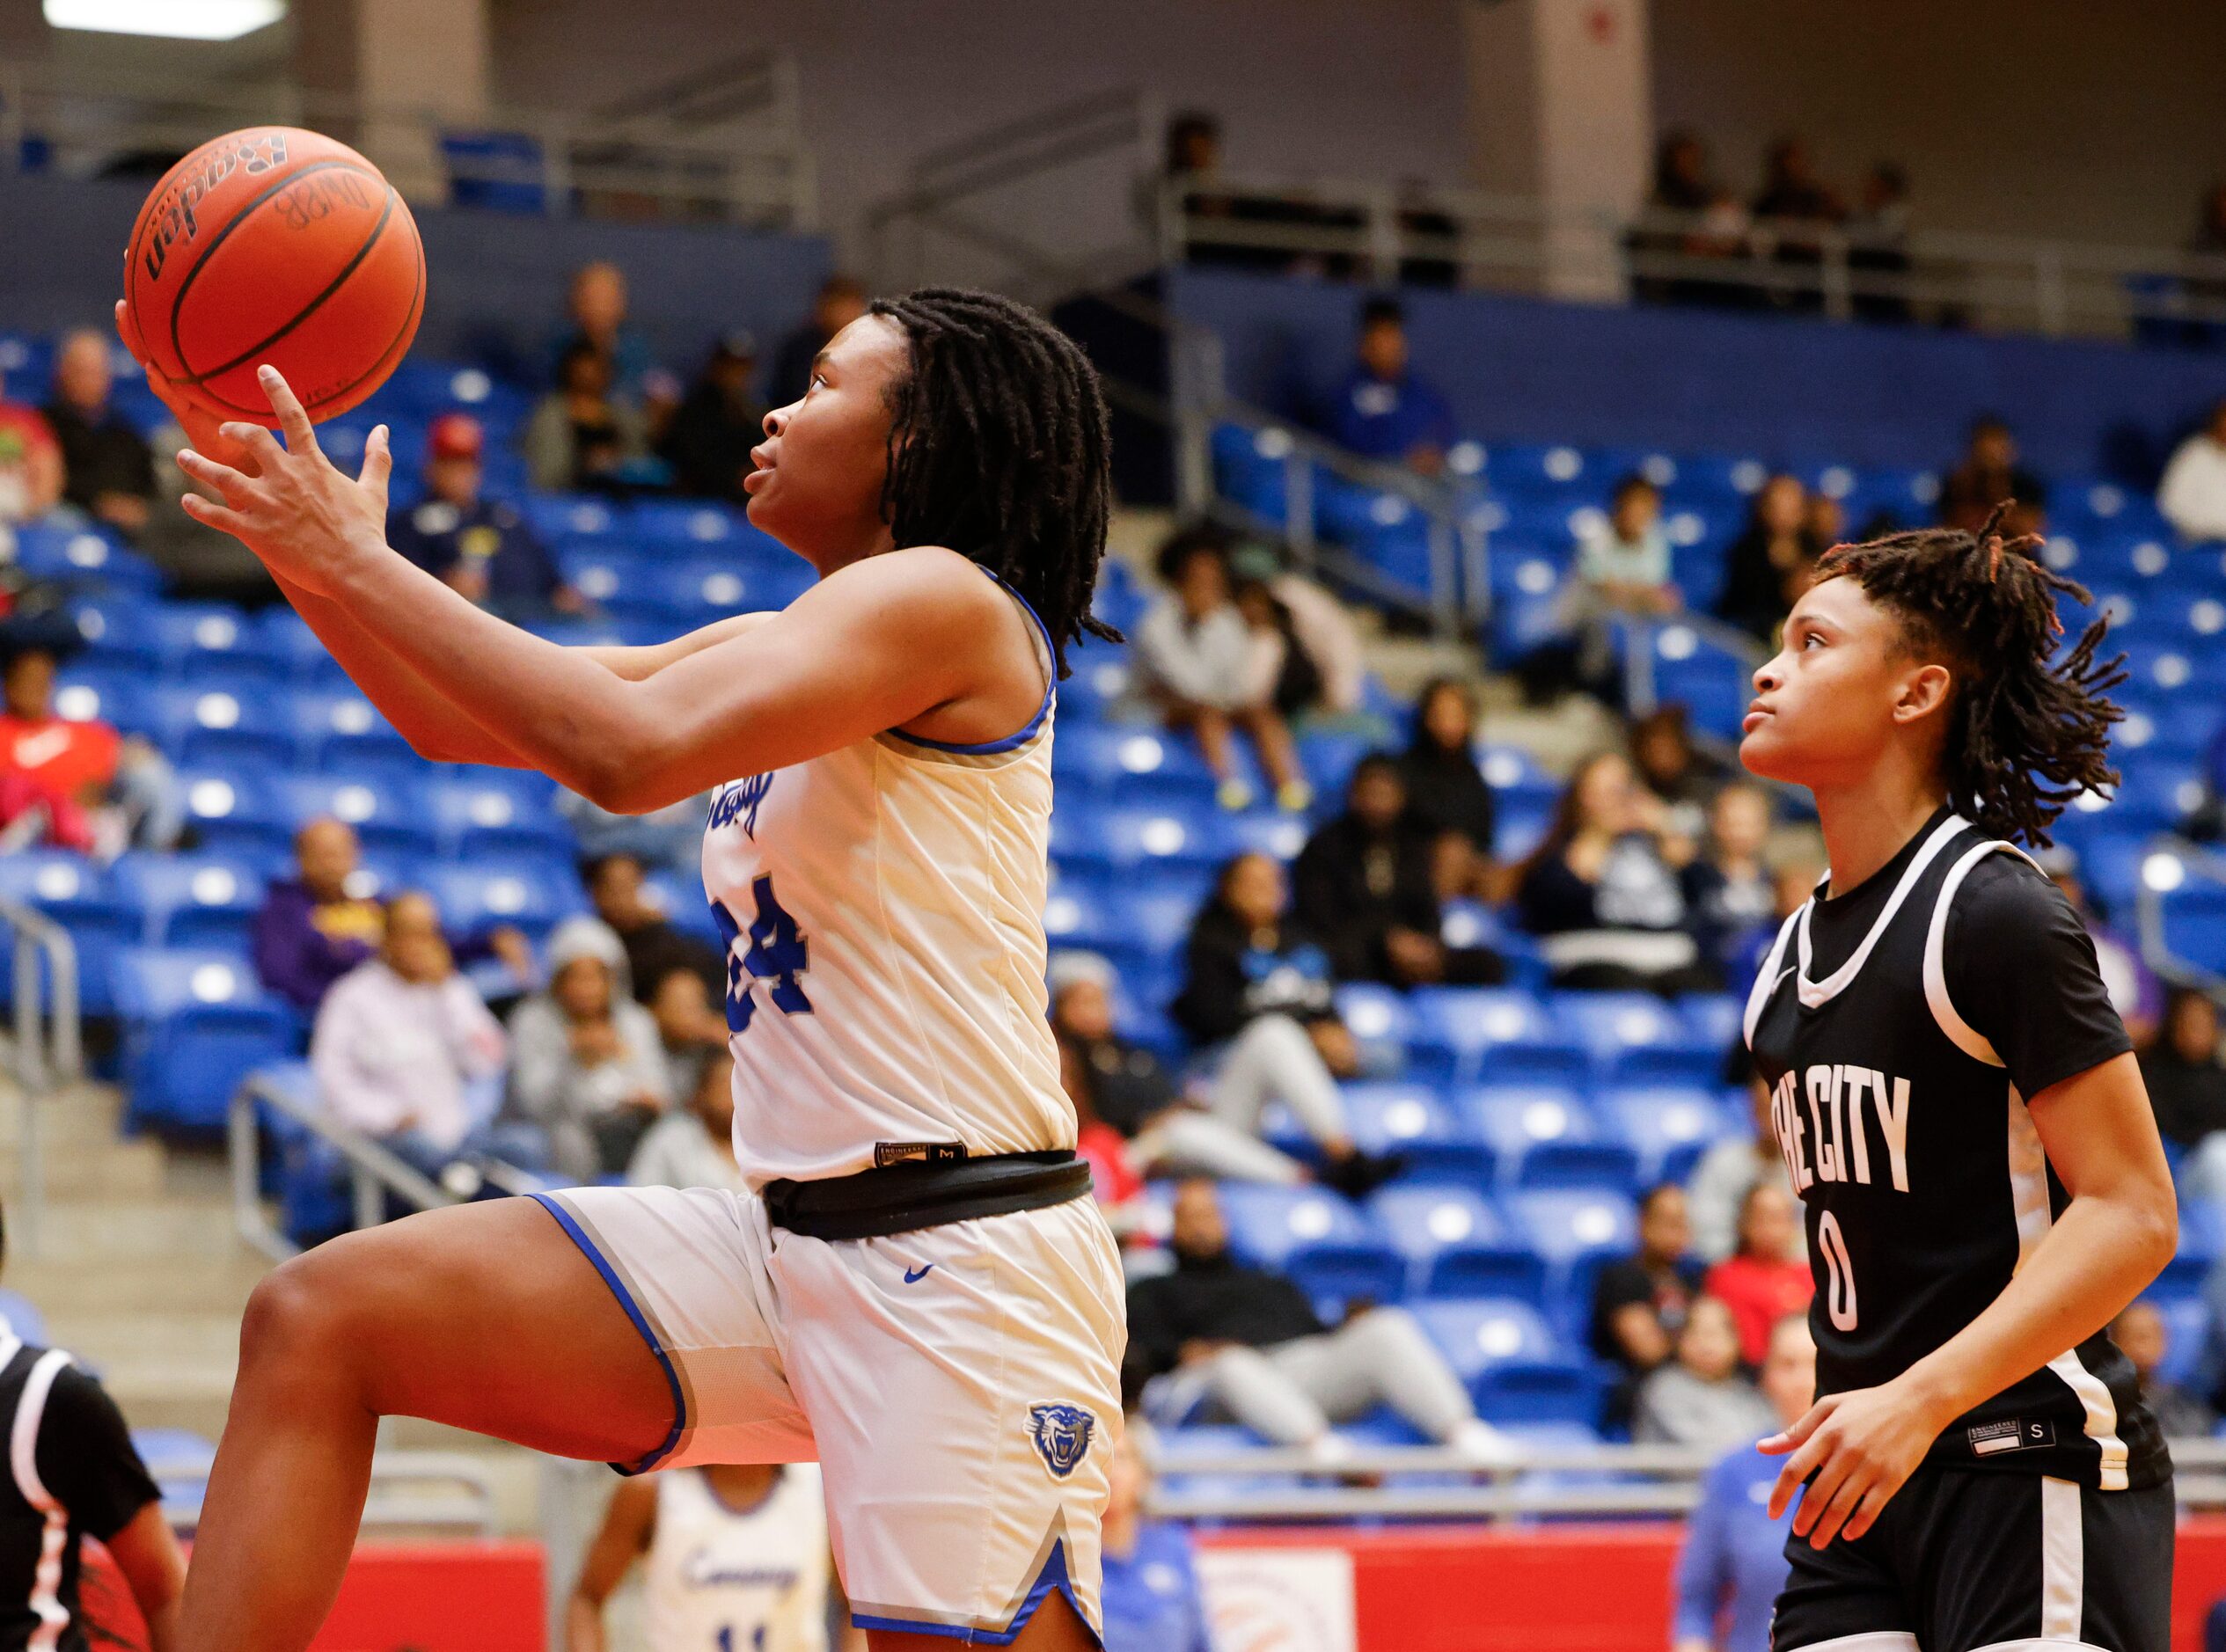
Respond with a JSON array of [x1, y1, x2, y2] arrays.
[[699, 577, 1073, 1188], [642, 1465, 830, 1652]]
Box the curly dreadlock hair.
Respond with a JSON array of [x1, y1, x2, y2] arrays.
[[1809, 501, 2125, 846], [866, 288, 1118, 676]]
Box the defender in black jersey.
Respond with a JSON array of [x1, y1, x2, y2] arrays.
[[1738, 509, 2178, 1652]]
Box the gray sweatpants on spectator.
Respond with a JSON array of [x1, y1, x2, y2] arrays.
[[1133, 1013, 1351, 1185], [1149, 1306, 1477, 1444]]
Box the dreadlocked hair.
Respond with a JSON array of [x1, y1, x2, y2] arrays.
[[1809, 501, 2126, 847], [867, 288, 1118, 676]]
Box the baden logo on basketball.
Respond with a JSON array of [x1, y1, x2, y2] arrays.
[[1027, 1403, 1095, 1480]]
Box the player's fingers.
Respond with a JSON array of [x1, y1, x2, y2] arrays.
[[1805, 1465, 1871, 1550], [1790, 1451, 1852, 1540], [178, 491, 253, 539], [360, 424, 393, 502], [1838, 1480, 1893, 1545], [1765, 1458, 1808, 1523], [174, 449, 260, 509], [257, 365, 321, 457], [218, 421, 288, 472], [112, 300, 147, 368], [1759, 1397, 1834, 1456]]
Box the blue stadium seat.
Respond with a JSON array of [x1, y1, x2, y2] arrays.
[[1553, 991, 1724, 1085], [1410, 1297, 1563, 1393], [426, 773, 573, 859], [1505, 1188, 1639, 1321], [1056, 655, 1134, 723], [175, 764, 286, 859], [1211, 421, 1300, 523], [270, 771, 433, 858], [1366, 1187, 1545, 1304], [11, 523, 161, 594], [1337, 1084, 1490, 1185], [146, 677, 292, 768], [0, 852, 135, 1013], [414, 858, 584, 942], [111, 949, 296, 1131], [1641, 623, 1754, 743], [1050, 803, 1233, 874], [1457, 1085, 1638, 1195], [144, 604, 284, 679], [252, 609, 348, 683], [1214, 1184, 1405, 1308], [1409, 987, 1589, 1085], [280, 691, 416, 771], [1052, 726, 1219, 804], [67, 596, 165, 669], [111, 853, 265, 951], [1597, 1085, 1736, 1185]]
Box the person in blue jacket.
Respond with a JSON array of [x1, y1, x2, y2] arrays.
[[1673, 1312, 1816, 1652], [1100, 1420, 1215, 1652]]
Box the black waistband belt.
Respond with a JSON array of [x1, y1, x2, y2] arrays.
[[760, 1149, 1089, 1241]]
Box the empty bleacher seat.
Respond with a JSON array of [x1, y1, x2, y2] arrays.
[[1457, 1085, 1639, 1195], [1367, 1186, 1545, 1305], [1553, 991, 1723, 1085], [1408, 987, 1589, 1085], [112, 948, 296, 1131], [111, 853, 265, 950], [1215, 1183, 1405, 1308]]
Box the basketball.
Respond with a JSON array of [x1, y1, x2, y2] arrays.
[[121, 126, 425, 426]]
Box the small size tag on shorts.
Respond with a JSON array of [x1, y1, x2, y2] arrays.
[[1966, 1418, 2054, 1457], [874, 1140, 970, 1167]]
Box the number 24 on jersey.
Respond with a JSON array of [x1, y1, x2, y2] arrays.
[[710, 874, 813, 1035]]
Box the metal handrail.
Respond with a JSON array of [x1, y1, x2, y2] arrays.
[[229, 1069, 460, 1262], [2134, 833, 2226, 997], [149, 1449, 499, 1535], [0, 893, 80, 1261]]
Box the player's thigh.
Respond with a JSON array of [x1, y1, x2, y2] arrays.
[[249, 1195, 674, 1464], [1768, 1500, 1915, 1651]]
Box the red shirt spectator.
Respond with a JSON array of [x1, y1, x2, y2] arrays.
[[0, 647, 119, 800], [0, 390, 62, 526], [1702, 1181, 1813, 1366]]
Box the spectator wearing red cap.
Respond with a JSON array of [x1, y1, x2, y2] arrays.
[[390, 415, 583, 618]]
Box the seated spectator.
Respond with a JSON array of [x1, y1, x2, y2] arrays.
[[1516, 750, 1713, 993], [628, 1047, 746, 1195], [1702, 1182, 1813, 1367], [659, 333, 765, 503], [1127, 1177, 1509, 1466], [584, 852, 725, 1007], [1629, 703, 1718, 852], [310, 892, 509, 1174], [136, 420, 277, 605], [1749, 136, 1844, 313], [1577, 476, 1679, 618], [507, 917, 670, 1179], [1233, 571, 1328, 720], [253, 818, 383, 1012], [1672, 1315, 1814, 1652], [644, 964, 730, 1102], [1683, 783, 1777, 977], [2112, 1300, 2215, 1439], [772, 274, 868, 406], [1292, 754, 1504, 988], [1689, 1066, 1802, 1265], [1133, 527, 1308, 813], [1324, 296, 1455, 476], [0, 371, 61, 527], [2157, 398, 2226, 545], [547, 259, 657, 399], [1590, 1182, 1706, 1429], [1051, 952, 1308, 1187], [1170, 852, 1395, 1197], [1632, 1296, 1776, 1452], [391, 415, 582, 619], [43, 329, 154, 537], [1937, 415, 2046, 537], [1714, 474, 1820, 643], [0, 644, 179, 855], [2041, 848, 2160, 1048], [1847, 161, 1914, 325], [2143, 988, 2226, 1196], [1396, 676, 1499, 874], [1229, 541, 1366, 714], [1099, 1420, 1214, 1652], [1633, 130, 1755, 309], [524, 340, 652, 495]]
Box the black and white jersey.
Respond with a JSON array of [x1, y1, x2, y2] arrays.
[[0, 1332, 161, 1652], [1744, 807, 2168, 1493]]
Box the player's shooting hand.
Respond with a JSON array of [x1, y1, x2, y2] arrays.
[[172, 365, 394, 599], [112, 299, 255, 476], [1761, 1378, 1950, 1549]]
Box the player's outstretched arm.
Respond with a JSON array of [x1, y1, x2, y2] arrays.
[[1763, 1050, 2176, 1549], [178, 368, 1019, 811]]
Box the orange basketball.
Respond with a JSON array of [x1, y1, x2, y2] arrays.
[[121, 126, 425, 426]]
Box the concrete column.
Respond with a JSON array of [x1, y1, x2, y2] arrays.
[[1462, 0, 1652, 301], [295, 0, 491, 203]]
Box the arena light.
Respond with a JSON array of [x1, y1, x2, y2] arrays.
[[43, 0, 285, 40]]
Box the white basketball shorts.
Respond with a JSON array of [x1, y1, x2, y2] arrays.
[[530, 1185, 1127, 1646]]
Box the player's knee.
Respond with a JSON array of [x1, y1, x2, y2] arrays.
[[238, 1251, 362, 1390]]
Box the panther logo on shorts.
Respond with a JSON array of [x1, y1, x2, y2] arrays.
[[1028, 1403, 1096, 1480]]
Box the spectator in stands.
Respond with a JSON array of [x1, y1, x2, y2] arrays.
[[2113, 1300, 2214, 1439], [1590, 1182, 1706, 1429], [1848, 162, 1914, 325], [1099, 1419, 1215, 1652], [1714, 473, 1820, 643], [1516, 750, 1712, 992], [1134, 527, 1309, 813], [1577, 474, 1680, 618], [772, 274, 869, 406], [644, 965, 730, 1102], [1633, 1295, 1775, 1451], [508, 916, 670, 1180], [0, 370, 60, 529], [0, 644, 180, 855], [2142, 987, 2226, 1195], [627, 1047, 746, 1195], [43, 329, 153, 537], [1397, 677, 1497, 859], [1629, 703, 1717, 855], [1937, 414, 2047, 537], [659, 333, 766, 504], [137, 420, 277, 605], [1690, 1065, 1801, 1266], [548, 259, 656, 398], [1672, 1315, 1814, 1652], [1292, 754, 1505, 989], [392, 414, 582, 618], [1229, 541, 1366, 713], [1051, 953, 1310, 1187], [311, 891, 509, 1173], [1703, 1182, 1812, 1367], [1683, 783, 1777, 978], [2042, 848, 2160, 1048], [1233, 569, 1328, 720], [1325, 296, 1455, 477], [1127, 1177, 1509, 1466], [2156, 398, 2226, 545], [253, 817, 382, 1012], [1171, 852, 1397, 1196], [1635, 131, 1754, 309], [524, 340, 651, 495], [1750, 137, 1844, 313], [584, 851, 724, 1007]]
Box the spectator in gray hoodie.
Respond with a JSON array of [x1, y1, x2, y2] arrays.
[[506, 916, 669, 1178]]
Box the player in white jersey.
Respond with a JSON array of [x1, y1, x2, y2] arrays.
[[125, 289, 1126, 1652], [567, 1463, 850, 1652]]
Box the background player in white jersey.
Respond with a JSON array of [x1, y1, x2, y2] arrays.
[[1738, 505, 2178, 1649], [120, 288, 1127, 1652], [567, 1463, 860, 1652]]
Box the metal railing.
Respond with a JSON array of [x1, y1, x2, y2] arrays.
[[0, 893, 80, 1261], [228, 1067, 461, 1261], [0, 60, 815, 230], [2134, 833, 2226, 996], [1160, 170, 2226, 343]]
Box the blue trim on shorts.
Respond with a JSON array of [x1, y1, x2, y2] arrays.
[[851, 1538, 1100, 1648], [884, 568, 1057, 755], [527, 1191, 687, 1477]]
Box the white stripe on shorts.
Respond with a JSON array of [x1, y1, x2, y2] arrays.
[[2040, 1475, 2083, 1641]]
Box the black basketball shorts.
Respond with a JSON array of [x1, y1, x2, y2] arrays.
[[1770, 1466, 2174, 1651]]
